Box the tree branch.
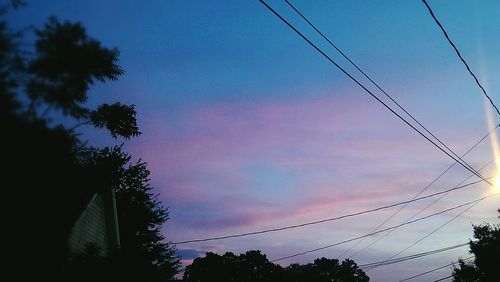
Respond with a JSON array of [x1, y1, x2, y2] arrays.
[[69, 120, 91, 131]]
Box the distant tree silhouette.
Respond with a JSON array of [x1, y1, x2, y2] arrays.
[[281, 257, 368, 282], [1, 7, 178, 281], [452, 209, 500, 282], [183, 250, 369, 282], [184, 250, 282, 282]]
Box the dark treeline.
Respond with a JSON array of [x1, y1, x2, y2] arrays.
[[183, 250, 369, 282]]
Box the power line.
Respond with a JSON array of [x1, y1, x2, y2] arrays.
[[358, 243, 468, 269], [421, 0, 500, 118], [433, 275, 453, 282], [340, 127, 497, 258], [399, 256, 473, 282], [283, 0, 485, 189], [247, 0, 498, 273], [348, 158, 494, 259], [280, 0, 499, 258], [270, 192, 498, 262], [360, 244, 467, 268], [257, 1, 497, 264], [258, 0, 492, 186], [365, 190, 496, 272], [173, 177, 489, 244], [175, 1, 498, 246]]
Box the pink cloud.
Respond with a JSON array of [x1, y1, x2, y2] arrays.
[[126, 90, 495, 264]]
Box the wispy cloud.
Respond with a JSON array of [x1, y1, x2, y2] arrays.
[[131, 91, 470, 230]]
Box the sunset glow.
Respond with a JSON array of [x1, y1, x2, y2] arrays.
[[9, 1, 500, 281]]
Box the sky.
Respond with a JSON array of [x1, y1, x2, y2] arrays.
[[8, 1, 500, 281]]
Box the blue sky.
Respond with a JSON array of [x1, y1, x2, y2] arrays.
[[8, 1, 500, 281]]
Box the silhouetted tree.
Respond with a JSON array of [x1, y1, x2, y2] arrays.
[[24, 17, 140, 138], [452, 209, 500, 282], [183, 250, 369, 282], [91, 146, 180, 281], [1, 7, 178, 281]]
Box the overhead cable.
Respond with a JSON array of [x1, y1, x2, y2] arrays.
[[342, 129, 497, 258], [349, 158, 494, 259], [258, 0, 492, 186], [174, 177, 490, 244], [280, 0, 499, 258], [422, 0, 500, 117], [433, 275, 453, 282], [270, 192, 498, 262], [283, 0, 485, 184], [358, 243, 468, 269], [399, 256, 473, 282], [366, 191, 496, 272]]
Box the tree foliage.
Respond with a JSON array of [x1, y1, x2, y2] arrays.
[[0, 11, 23, 115], [183, 250, 369, 282], [100, 146, 179, 280], [284, 258, 369, 282], [63, 147, 180, 281], [90, 102, 140, 139], [1, 7, 178, 281], [452, 209, 500, 282], [27, 17, 123, 118], [184, 251, 282, 282]]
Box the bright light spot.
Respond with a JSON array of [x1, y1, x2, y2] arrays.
[[495, 176, 500, 191], [480, 55, 500, 193]]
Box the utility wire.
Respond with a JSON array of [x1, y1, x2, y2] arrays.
[[281, 0, 499, 258], [258, 0, 492, 186], [348, 158, 494, 259], [254, 0, 499, 268], [175, 1, 498, 246], [433, 275, 453, 282], [173, 177, 489, 244], [270, 192, 498, 262], [358, 243, 468, 268], [258, 1, 496, 264], [340, 127, 497, 258], [421, 0, 500, 118], [360, 244, 467, 268], [366, 190, 496, 272], [399, 256, 473, 282], [283, 0, 484, 185]]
